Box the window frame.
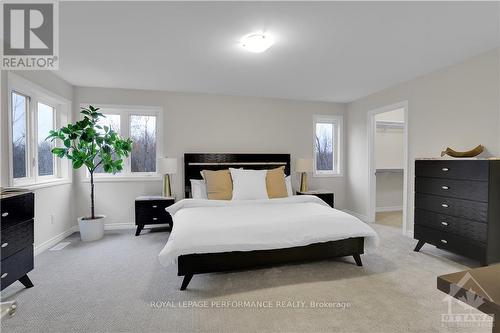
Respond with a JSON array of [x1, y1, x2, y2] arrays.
[[312, 114, 343, 177], [80, 104, 163, 181], [8, 73, 72, 188]]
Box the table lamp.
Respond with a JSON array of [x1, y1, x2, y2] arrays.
[[157, 157, 177, 197], [296, 158, 313, 192]]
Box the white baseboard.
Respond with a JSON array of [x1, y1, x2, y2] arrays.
[[104, 223, 170, 230], [376, 206, 403, 213], [342, 209, 370, 223], [104, 223, 136, 230], [34, 225, 78, 256]]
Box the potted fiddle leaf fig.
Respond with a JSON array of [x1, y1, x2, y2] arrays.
[[47, 105, 132, 241]]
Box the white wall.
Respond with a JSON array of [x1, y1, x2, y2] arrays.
[[376, 173, 403, 211], [74, 88, 347, 226], [346, 48, 500, 229], [375, 109, 404, 210], [1, 70, 76, 250]]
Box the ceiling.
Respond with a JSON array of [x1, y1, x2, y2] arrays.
[[58, 2, 499, 103]]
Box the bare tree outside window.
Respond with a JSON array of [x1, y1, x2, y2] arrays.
[[315, 122, 334, 171], [12, 92, 27, 179], [37, 102, 55, 176], [94, 114, 121, 173], [130, 115, 156, 173]]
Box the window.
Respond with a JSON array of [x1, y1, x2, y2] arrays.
[[87, 105, 162, 179], [37, 102, 55, 176], [12, 92, 28, 179], [130, 115, 156, 173], [313, 115, 342, 176], [9, 73, 71, 187]]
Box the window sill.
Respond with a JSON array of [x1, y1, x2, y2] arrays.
[[14, 178, 72, 190], [313, 173, 343, 178], [82, 176, 162, 183]]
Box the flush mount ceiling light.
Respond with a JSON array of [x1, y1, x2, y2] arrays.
[[240, 33, 274, 53]]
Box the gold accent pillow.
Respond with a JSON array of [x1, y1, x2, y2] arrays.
[[266, 166, 288, 198], [202, 169, 233, 200]]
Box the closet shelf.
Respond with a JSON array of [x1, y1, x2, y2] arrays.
[[376, 168, 404, 174], [376, 121, 404, 130]]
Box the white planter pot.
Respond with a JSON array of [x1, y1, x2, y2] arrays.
[[78, 215, 105, 242]]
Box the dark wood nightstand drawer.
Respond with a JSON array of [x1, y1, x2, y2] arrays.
[[415, 193, 487, 222], [414, 225, 485, 261], [1, 246, 34, 291], [415, 177, 488, 202], [136, 200, 173, 218], [1, 193, 34, 229], [1, 220, 34, 260], [414, 209, 487, 243], [415, 160, 488, 181], [296, 191, 334, 208], [135, 197, 175, 236]]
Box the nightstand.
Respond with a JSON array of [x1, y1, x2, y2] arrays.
[[135, 196, 175, 236], [296, 190, 334, 208]]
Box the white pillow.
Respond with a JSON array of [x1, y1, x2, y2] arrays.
[[229, 168, 269, 200], [285, 175, 293, 196], [190, 179, 208, 199]]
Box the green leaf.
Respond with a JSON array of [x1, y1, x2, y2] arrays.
[[64, 139, 71, 148], [51, 147, 66, 158], [72, 159, 84, 169]]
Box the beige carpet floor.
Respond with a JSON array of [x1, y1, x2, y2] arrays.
[[0, 224, 489, 333], [376, 211, 403, 228]]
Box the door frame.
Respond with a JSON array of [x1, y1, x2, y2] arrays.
[[367, 101, 409, 235]]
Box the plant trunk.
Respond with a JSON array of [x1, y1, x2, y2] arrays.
[[90, 170, 95, 219]]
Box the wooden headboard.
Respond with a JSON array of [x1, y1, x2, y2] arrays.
[[184, 153, 291, 198]]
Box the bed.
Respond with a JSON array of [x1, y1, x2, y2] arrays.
[[158, 153, 378, 290]]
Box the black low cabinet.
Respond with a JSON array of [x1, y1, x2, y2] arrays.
[[414, 160, 500, 265], [135, 196, 175, 236], [1, 191, 35, 291], [296, 191, 334, 208]]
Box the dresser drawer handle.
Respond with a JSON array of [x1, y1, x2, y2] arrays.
[[441, 222, 448, 226], [152, 205, 158, 208], [441, 203, 449, 208], [152, 217, 158, 221], [441, 186, 449, 190], [441, 168, 449, 172], [440, 239, 448, 244], [1, 243, 8, 248], [1, 212, 8, 217], [1, 273, 8, 279]]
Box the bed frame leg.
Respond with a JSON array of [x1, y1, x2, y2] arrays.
[[353, 254, 363, 266], [180, 274, 193, 291]]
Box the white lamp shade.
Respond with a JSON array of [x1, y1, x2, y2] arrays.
[[295, 158, 313, 172], [157, 158, 177, 174]]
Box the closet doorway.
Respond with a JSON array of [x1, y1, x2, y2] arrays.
[[367, 101, 408, 235]]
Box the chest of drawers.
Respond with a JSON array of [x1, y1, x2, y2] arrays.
[[413, 160, 500, 265], [1, 191, 35, 290]]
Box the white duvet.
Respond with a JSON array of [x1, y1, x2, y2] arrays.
[[158, 195, 379, 267]]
